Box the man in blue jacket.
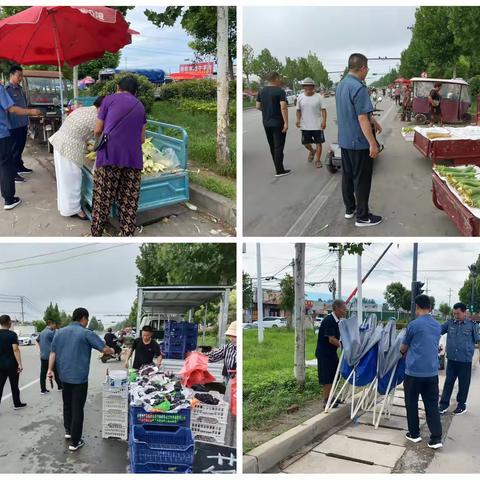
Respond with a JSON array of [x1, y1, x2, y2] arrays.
[[48, 308, 114, 451], [36, 318, 62, 394], [5, 65, 33, 183], [401, 294, 442, 449], [335, 53, 382, 227], [439, 302, 480, 415]]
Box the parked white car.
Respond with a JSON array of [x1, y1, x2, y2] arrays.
[[314, 316, 324, 328], [18, 334, 35, 346], [285, 89, 297, 106], [252, 316, 287, 328]]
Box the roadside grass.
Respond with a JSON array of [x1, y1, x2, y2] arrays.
[[150, 100, 236, 180], [243, 98, 256, 110], [189, 171, 236, 200], [243, 329, 323, 433]]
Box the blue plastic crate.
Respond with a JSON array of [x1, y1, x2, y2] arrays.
[[129, 406, 191, 428], [129, 425, 194, 472], [129, 459, 192, 474], [162, 351, 186, 360]]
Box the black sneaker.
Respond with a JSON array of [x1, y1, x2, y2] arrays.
[[344, 210, 356, 219], [275, 169, 292, 178], [13, 403, 27, 410], [428, 439, 443, 449], [40, 390, 50, 395], [355, 214, 383, 227], [4, 197, 22, 210], [69, 439, 85, 451], [14, 174, 25, 183], [405, 432, 422, 443], [439, 405, 448, 414], [453, 405, 467, 415], [18, 167, 33, 174]]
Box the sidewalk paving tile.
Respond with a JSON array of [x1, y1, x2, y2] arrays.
[[341, 424, 409, 447], [312, 434, 406, 468], [283, 450, 390, 474], [357, 411, 416, 430]]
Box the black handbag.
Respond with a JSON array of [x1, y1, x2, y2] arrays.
[[93, 99, 141, 152]]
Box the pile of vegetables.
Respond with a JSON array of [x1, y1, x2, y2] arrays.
[[84, 138, 176, 177], [435, 166, 480, 207], [402, 127, 415, 134]]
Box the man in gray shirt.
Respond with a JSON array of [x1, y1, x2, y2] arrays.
[[48, 308, 114, 451], [36, 318, 62, 394]]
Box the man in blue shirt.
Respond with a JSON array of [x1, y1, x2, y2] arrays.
[[439, 302, 480, 415], [6, 65, 33, 183], [36, 318, 62, 394], [48, 307, 114, 451], [335, 53, 382, 227], [400, 294, 442, 449], [0, 81, 41, 210]]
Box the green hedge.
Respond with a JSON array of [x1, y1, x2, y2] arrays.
[[177, 98, 236, 125], [159, 79, 236, 101], [87, 73, 155, 113]]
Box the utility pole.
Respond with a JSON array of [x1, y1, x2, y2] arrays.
[[357, 254, 363, 323], [294, 243, 306, 387], [410, 243, 418, 320], [20, 296, 24, 324], [256, 243, 264, 343], [337, 250, 342, 300], [425, 278, 429, 295], [448, 288, 452, 307], [469, 264, 477, 314]]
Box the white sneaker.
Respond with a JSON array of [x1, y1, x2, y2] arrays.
[[69, 439, 85, 451]]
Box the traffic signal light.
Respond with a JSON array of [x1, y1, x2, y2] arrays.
[[412, 281, 425, 298]]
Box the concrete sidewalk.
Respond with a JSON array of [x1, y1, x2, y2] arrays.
[[0, 142, 232, 237]]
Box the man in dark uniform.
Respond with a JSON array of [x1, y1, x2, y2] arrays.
[[6, 65, 33, 183], [316, 299, 347, 408]]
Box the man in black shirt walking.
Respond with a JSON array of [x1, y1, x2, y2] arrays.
[[0, 314, 26, 410], [316, 300, 346, 408], [256, 72, 291, 177]]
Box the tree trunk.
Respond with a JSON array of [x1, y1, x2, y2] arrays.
[[216, 6, 230, 165], [294, 243, 306, 387]]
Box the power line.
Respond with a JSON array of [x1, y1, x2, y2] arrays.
[[0, 245, 94, 266], [0, 245, 129, 272]]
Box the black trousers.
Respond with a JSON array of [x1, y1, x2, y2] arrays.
[[0, 366, 21, 407], [404, 374, 442, 441], [0, 136, 16, 203], [9, 126, 28, 171], [40, 359, 63, 392], [62, 382, 88, 445], [439, 359, 472, 409], [264, 126, 286, 174], [340, 148, 373, 220]]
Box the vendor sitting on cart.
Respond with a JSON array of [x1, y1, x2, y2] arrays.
[[124, 325, 162, 370]]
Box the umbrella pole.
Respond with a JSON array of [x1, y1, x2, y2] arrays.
[[52, 15, 65, 122]]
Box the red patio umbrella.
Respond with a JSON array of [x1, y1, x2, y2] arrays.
[[0, 6, 137, 114]]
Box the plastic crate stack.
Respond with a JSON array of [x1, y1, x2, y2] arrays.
[[191, 393, 229, 445], [162, 321, 198, 360], [102, 374, 129, 441], [128, 406, 194, 473]]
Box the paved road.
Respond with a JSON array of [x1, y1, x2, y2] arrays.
[[0, 343, 128, 473], [0, 142, 231, 237], [243, 96, 459, 236]]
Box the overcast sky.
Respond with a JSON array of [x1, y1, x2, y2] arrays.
[[243, 243, 479, 307], [244, 6, 416, 83], [119, 6, 197, 73], [0, 244, 141, 324]]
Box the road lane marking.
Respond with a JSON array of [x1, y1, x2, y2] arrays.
[[284, 101, 395, 237], [2, 378, 39, 401], [285, 175, 339, 236]]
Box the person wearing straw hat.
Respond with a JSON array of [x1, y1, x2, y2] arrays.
[[206, 321, 237, 447], [296, 77, 327, 168], [206, 321, 237, 382]]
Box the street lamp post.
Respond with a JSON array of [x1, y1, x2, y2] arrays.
[[469, 264, 477, 314]]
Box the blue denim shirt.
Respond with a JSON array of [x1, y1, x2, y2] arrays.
[[37, 327, 55, 361], [403, 314, 441, 377], [51, 322, 105, 384], [335, 74, 373, 150], [441, 318, 480, 363], [0, 85, 14, 139], [5, 83, 28, 129]]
